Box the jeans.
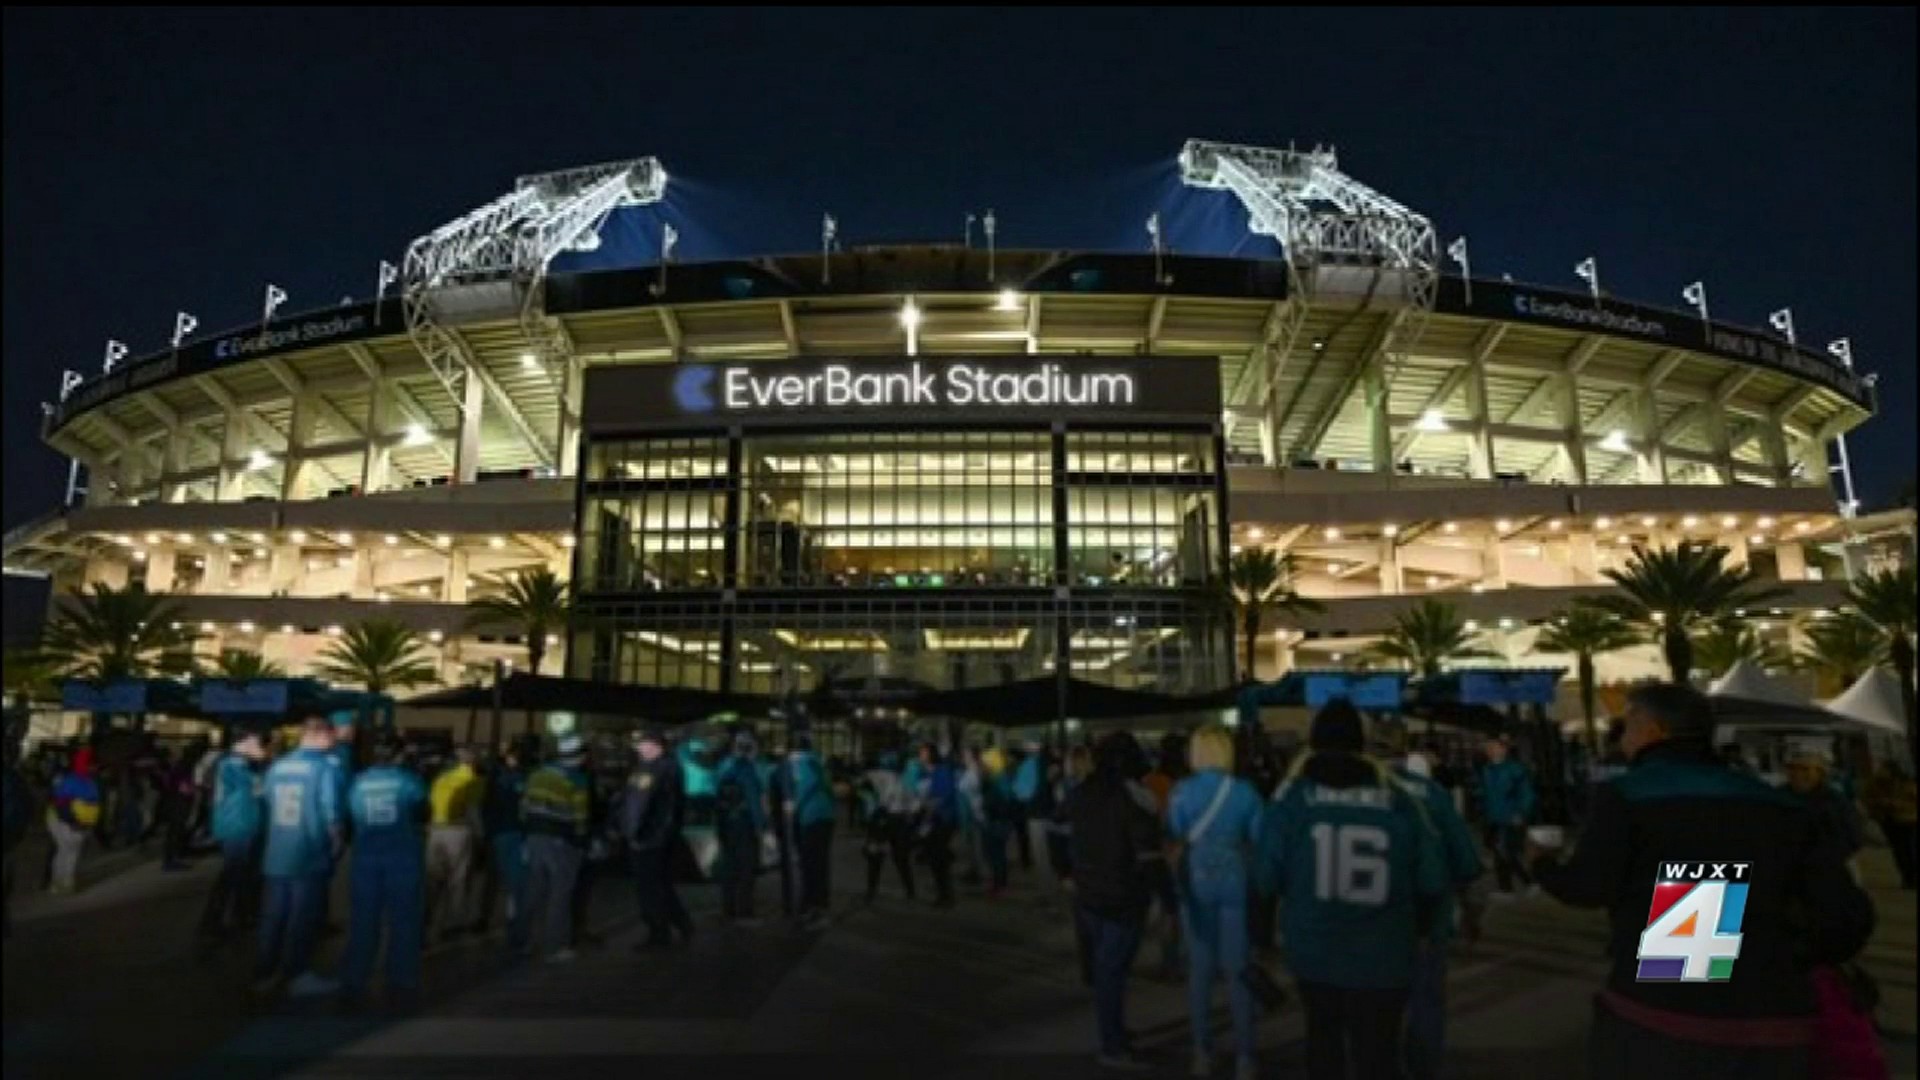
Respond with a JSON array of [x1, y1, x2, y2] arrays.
[[1486, 823, 1532, 891], [1298, 981, 1411, 1080], [1184, 899, 1255, 1059], [721, 819, 759, 917], [1010, 803, 1033, 868], [632, 844, 691, 941], [982, 819, 1011, 889], [487, 832, 528, 946], [523, 834, 582, 956], [255, 872, 331, 981], [1405, 943, 1448, 1080], [201, 836, 261, 931], [1076, 905, 1145, 1056], [797, 820, 834, 914], [340, 854, 424, 994]]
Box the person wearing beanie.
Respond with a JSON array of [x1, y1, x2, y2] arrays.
[[1256, 699, 1446, 1080], [978, 746, 1016, 897], [1529, 682, 1876, 1079], [620, 726, 693, 949], [200, 730, 269, 937]]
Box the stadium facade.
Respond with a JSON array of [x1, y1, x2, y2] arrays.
[[3, 143, 1898, 723]]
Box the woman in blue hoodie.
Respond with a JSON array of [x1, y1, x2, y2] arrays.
[[1168, 725, 1265, 1080]]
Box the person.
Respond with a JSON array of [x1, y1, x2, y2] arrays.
[[1007, 743, 1037, 871], [716, 732, 767, 923], [189, 734, 222, 844], [1143, 732, 1188, 812], [1478, 736, 1537, 895], [772, 733, 836, 929], [255, 718, 347, 997], [979, 746, 1016, 897], [521, 733, 591, 962], [915, 741, 960, 908], [1784, 744, 1864, 860], [157, 745, 199, 871], [621, 726, 695, 948], [200, 730, 268, 938], [859, 751, 916, 904], [1014, 742, 1053, 885], [475, 739, 532, 940], [340, 736, 429, 1006], [1064, 732, 1161, 1072], [1396, 745, 1486, 1080], [956, 745, 986, 886], [46, 746, 100, 895], [1527, 683, 1876, 1080], [1864, 760, 1916, 889], [1257, 700, 1447, 1080], [425, 745, 485, 941], [1168, 724, 1265, 1080]]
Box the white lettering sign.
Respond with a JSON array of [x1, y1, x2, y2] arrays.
[[709, 362, 1135, 413]]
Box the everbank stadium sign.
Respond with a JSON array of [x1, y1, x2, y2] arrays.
[[212, 313, 368, 360]]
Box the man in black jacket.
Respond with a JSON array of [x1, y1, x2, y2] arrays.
[[622, 728, 693, 949], [1528, 682, 1875, 1079], [1064, 733, 1162, 1073]]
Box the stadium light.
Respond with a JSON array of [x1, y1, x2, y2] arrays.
[[246, 449, 274, 472], [403, 423, 433, 447], [171, 311, 198, 349], [996, 288, 1022, 312], [982, 209, 997, 282], [263, 283, 287, 326], [1682, 281, 1709, 324], [1415, 408, 1450, 433], [1598, 429, 1633, 454], [821, 213, 837, 285], [1574, 257, 1599, 302], [103, 339, 129, 375], [1447, 236, 1470, 305]]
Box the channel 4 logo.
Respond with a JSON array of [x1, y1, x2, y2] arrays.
[[1635, 861, 1749, 982]]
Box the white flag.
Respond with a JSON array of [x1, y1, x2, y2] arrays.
[[662, 223, 679, 260], [103, 339, 129, 374], [1768, 308, 1794, 342], [1447, 236, 1468, 263], [1826, 338, 1853, 369], [172, 311, 198, 347], [264, 283, 287, 322], [59, 370, 85, 401]]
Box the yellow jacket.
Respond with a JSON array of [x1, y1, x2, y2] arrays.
[[430, 763, 485, 827]]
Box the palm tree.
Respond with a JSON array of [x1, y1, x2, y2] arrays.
[[313, 619, 440, 695], [1365, 599, 1499, 679], [1584, 541, 1788, 683], [465, 568, 572, 676], [39, 582, 199, 682], [3, 647, 58, 710], [1227, 548, 1324, 682], [1534, 607, 1642, 754], [1691, 619, 1791, 679], [209, 648, 287, 681], [1849, 565, 1917, 767], [1794, 613, 1886, 692]]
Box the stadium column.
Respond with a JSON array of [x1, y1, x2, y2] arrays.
[[160, 425, 192, 503], [1773, 542, 1808, 581], [454, 375, 485, 485], [217, 405, 249, 501], [268, 544, 300, 594], [1481, 528, 1507, 588], [281, 387, 320, 502], [361, 378, 392, 495], [1465, 349, 1495, 480], [1378, 536, 1403, 594], [145, 546, 177, 592], [1633, 388, 1669, 484], [557, 354, 584, 479], [1716, 532, 1751, 570], [444, 547, 471, 603], [83, 557, 128, 590], [1704, 399, 1737, 485], [82, 454, 116, 508], [1567, 529, 1599, 581], [1557, 369, 1589, 485], [1365, 358, 1393, 474], [204, 546, 233, 591], [1790, 433, 1828, 493]]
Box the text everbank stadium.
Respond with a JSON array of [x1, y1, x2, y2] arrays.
[[5, 140, 1911, 739]]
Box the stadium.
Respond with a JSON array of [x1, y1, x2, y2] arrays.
[[2, 139, 1894, 734]]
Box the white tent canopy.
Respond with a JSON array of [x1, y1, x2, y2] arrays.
[[1709, 660, 1810, 707], [1824, 668, 1908, 737]]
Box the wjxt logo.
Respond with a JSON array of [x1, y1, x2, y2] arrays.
[[1635, 860, 1751, 983]]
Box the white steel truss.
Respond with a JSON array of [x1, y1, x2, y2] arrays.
[[1180, 139, 1439, 462], [400, 158, 668, 452]]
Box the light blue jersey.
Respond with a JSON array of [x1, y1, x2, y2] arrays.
[[348, 765, 428, 863], [261, 748, 345, 879], [1167, 770, 1264, 904]]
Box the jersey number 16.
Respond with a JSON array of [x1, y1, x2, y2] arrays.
[[1310, 822, 1390, 905]]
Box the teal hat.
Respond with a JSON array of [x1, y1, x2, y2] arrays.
[[328, 708, 359, 730]]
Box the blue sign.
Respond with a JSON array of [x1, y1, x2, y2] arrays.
[[199, 680, 291, 715], [1305, 673, 1405, 711], [1458, 669, 1564, 706], [61, 680, 148, 713]]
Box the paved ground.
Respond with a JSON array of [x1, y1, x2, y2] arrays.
[[4, 834, 1914, 1079]]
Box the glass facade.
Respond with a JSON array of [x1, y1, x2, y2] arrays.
[[573, 424, 1230, 698]]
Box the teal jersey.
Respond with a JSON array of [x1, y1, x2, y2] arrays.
[[1259, 754, 1446, 989], [1167, 770, 1264, 905], [261, 748, 345, 878], [211, 753, 262, 846], [348, 765, 428, 862], [1393, 767, 1483, 943]]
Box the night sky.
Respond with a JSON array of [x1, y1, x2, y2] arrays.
[[4, 8, 1913, 531]]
